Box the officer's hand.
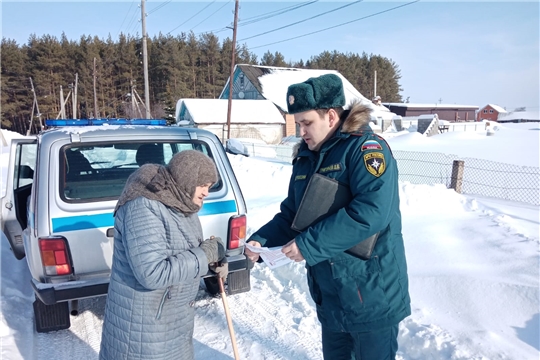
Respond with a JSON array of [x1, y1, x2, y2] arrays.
[[245, 240, 261, 262], [282, 239, 304, 262]]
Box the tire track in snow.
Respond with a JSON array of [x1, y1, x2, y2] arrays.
[[36, 297, 105, 360]]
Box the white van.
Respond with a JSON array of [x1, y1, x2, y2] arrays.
[[1, 119, 252, 332]]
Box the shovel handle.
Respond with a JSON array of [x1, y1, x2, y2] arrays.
[[219, 277, 240, 360]]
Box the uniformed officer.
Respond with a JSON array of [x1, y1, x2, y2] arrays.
[[246, 74, 411, 359]]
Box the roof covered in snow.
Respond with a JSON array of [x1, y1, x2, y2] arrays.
[[383, 102, 479, 109], [175, 99, 285, 124], [222, 65, 395, 120], [480, 104, 507, 113], [498, 110, 539, 122]]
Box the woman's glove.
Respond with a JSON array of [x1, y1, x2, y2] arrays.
[[210, 261, 228, 279], [199, 236, 225, 264]]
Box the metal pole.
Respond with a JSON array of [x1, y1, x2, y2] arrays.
[[226, 0, 239, 140], [141, 0, 151, 118]]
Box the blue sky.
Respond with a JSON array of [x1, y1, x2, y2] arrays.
[[1, 1, 539, 111]]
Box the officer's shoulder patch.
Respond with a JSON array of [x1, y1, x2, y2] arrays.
[[361, 139, 382, 151], [363, 152, 386, 177]]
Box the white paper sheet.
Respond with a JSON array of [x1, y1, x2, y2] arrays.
[[245, 243, 292, 269]]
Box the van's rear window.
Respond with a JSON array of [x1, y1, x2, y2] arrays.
[[60, 141, 222, 203]]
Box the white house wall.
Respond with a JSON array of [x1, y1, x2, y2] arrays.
[[197, 124, 284, 144]]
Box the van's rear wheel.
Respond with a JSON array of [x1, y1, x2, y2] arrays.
[[203, 276, 220, 295], [33, 297, 71, 333]]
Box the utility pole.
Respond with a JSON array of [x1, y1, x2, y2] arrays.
[[56, 88, 72, 119], [73, 73, 78, 119], [374, 70, 377, 97], [28, 77, 43, 134], [93, 58, 99, 118], [141, 0, 151, 118], [226, 0, 239, 141], [60, 85, 66, 119], [130, 80, 136, 116], [132, 87, 145, 118]]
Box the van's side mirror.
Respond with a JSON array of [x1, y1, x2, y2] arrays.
[[177, 120, 191, 127], [225, 139, 249, 157]]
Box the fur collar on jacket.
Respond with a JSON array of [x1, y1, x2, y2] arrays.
[[292, 100, 372, 157]]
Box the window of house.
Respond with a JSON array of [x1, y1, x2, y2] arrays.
[[489, 109, 494, 113], [483, 109, 488, 113]]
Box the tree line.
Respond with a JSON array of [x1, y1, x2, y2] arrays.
[[1, 32, 403, 133]]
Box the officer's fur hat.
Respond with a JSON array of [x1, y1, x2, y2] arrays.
[[286, 74, 346, 114]]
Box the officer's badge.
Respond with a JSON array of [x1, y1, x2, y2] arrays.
[[288, 95, 295, 105], [363, 152, 386, 177], [361, 140, 382, 151]]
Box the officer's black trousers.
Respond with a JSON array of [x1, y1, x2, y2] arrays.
[[321, 324, 399, 360]]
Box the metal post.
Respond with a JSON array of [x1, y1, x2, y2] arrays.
[[450, 160, 465, 193]]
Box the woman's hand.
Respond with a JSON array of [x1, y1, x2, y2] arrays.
[[245, 240, 262, 262]]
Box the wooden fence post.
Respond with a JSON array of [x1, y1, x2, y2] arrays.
[[450, 160, 465, 193]]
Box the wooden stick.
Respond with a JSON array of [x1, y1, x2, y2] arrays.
[[219, 277, 240, 360]]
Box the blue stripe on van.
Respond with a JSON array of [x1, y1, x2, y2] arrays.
[[198, 200, 237, 216], [51, 200, 238, 232], [52, 213, 114, 232]]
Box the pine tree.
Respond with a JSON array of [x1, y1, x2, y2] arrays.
[[0, 38, 30, 132]]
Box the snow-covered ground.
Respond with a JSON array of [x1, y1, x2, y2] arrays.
[[1, 123, 539, 359]]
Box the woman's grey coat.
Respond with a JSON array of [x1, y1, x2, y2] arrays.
[[99, 196, 209, 360]]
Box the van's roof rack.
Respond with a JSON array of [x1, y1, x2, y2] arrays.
[[45, 119, 167, 127]]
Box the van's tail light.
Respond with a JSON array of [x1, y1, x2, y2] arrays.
[[39, 237, 72, 276], [227, 215, 246, 250]]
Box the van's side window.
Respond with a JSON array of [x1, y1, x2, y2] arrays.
[[60, 141, 222, 203]]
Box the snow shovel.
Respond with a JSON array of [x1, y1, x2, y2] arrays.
[[219, 276, 240, 360]]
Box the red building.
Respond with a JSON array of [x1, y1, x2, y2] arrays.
[[382, 103, 478, 122], [477, 104, 507, 122]]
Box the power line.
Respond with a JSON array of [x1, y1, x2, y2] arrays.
[[190, 0, 232, 31], [147, 0, 172, 15], [239, 1, 362, 42], [167, 1, 217, 35], [249, 0, 419, 50], [238, 1, 318, 26], [116, 0, 138, 38], [125, 5, 142, 36], [195, 1, 318, 37]]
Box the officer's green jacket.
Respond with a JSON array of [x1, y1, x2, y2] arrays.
[[249, 101, 411, 332]]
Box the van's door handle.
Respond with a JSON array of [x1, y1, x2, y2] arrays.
[[106, 228, 115, 237]]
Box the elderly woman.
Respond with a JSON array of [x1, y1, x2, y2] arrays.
[[99, 150, 226, 360]]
